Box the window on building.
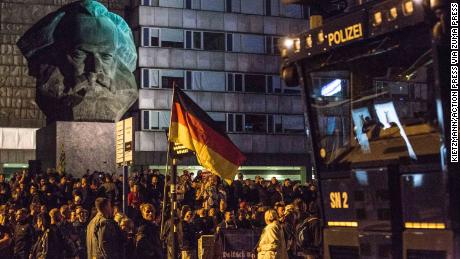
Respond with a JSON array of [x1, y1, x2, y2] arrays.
[[280, 3, 303, 18], [185, 71, 192, 90], [201, 0, 224, 11], [227, 113, 244, 132], [275, 115, 282, 133], [141, 0, 152, 6], [282, 75, 302, 94], [227, 113, 234, 132], [208, 112, 226, 132], [227, 73, 243, 92], [241, 0, 264, 15], [185, 0, 192, 9], [265, 36, 272, 54], [161, 70, 184, 89], [141, 69, 160, 88], [161, 28, 184, 48], [266, 75, 273, 93], [266, 36, 281, 54], [142, 110, 170, 130], [185, 31, 192, 49], [245, 114, 267, 133], [200, 71, 226, 91], [240, 34, 265, 54], [267, 115, 274, 133], [245, 74, 266, 93], [265, 0, 271, 15], [234, 74, 243, 92], [267, 115, 287, 133], [235, 114, 244, 132], [142, 28, 159, 47], [225, 0, 232, 12], [273, 37, 281, 55], [226, 33, 233, 52], [283, 115, 304, 133], [227, 73, 234, 91], [186, 31, 203, 49], [194, 32, 202, 49], [266, 75, 282, 94], [203, 32, 225, 51]]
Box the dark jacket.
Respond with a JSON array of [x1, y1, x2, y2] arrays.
[[13, 221, 34, 259], [178, 221, 196, 251], [193, 216, 214, 235], [30, 225, 65, 259], [135, 219, 164, 259], [86, 213, 124, 259]]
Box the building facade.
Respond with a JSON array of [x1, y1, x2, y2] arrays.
[[129, 0, 311, 181]]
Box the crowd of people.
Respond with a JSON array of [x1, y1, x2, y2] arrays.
[[0, 168, 321, 259]]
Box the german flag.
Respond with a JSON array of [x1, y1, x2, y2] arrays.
[[168, 87, 246, 182]]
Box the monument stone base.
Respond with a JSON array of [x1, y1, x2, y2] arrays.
[[36, 121, 116, 177]]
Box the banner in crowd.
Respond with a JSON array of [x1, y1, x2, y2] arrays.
[[215, 229, 262, 259]]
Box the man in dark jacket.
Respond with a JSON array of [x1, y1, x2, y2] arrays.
[[135, 203, 164, 259], [178, 206, 196, 259], [13, 208, 34, 259], [86, 197, 124, 259]]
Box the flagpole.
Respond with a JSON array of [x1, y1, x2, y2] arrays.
[[160, 134, 171, 237], [160, 85, 176, 237], [166, 83, 178, 259]]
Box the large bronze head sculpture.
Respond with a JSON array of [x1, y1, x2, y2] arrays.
[[17, 0, 138, 123]]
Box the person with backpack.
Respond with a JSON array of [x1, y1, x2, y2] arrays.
[[296, 201, 322, 259]]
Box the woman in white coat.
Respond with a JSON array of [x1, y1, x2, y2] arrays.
[[256, 209, 288, 259]]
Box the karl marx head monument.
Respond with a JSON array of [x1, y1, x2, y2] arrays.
[[17, 0, 138, 123]]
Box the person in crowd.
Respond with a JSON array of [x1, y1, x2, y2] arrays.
[[178, 206, 197, 259], [30, 212, 65, 259], [13, 208, 34, 259], [0, 174, 11, 204], [217, 210, 238, 232], [255, 209, 288, 259], [236, 209, 252, 229], [0, 166, 319, 259], [281, 205, 297, 259], [73, 206, 89, 259], [0, 207, 13, 258], [274, 202, 286, 220], [120, 217, 136, 258], [193, 208, 213, 235], [135, 203, 164, 259], [86, 197, 124, 259]]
